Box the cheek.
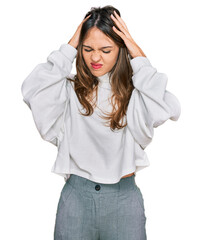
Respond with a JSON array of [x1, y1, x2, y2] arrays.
[[106, 54, 117, 66], [82, 52, 89, 64]]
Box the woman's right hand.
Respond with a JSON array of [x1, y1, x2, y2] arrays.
[[68, 14, 91, 49]]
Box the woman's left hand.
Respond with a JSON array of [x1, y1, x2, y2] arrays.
[[110, 11, 146, 59]]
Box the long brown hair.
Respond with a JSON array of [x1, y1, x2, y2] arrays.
[[67, 5, 134, 132]]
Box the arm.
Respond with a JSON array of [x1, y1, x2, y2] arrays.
[[21, 43, 77, 146], [110, 12, 181, 149], [127, 56, 181, 149]]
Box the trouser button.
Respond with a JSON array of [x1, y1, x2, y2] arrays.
[[95, 184, 101, 191]]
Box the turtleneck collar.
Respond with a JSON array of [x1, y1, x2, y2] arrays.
[[97, 72, 111, 90], [97, 72, 110, 83]]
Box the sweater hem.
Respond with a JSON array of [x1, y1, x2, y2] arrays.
[[51, 162, 150, 184]]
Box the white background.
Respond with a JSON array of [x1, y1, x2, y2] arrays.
[[0, 0, 201, 239]]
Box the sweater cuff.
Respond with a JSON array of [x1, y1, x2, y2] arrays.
[[130, 56, 152, 73], [59, 43, 77, 63]]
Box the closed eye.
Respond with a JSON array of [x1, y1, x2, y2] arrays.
[[84, 49, 111, 54]]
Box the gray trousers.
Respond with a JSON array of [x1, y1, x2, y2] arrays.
[[54, 174, 147, 240]]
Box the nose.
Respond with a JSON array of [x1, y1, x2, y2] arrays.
[[91, 51, 101, 62]]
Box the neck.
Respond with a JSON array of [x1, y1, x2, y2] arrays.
[[97, 72, 110, 83]]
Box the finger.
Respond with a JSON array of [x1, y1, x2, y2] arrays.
[[78, 14, 91, 29], [113, 11, 128, 31], [83, 14, 91, 22], [111, 14, 134, 41], [112, 26, 128, 42], [110, 14, 130, 38]]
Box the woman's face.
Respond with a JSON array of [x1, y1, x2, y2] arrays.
[[82, 27, 120, 77]]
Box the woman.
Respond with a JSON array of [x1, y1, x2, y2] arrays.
[[21, 5, 181, 240]]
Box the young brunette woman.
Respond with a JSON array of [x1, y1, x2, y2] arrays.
[[21, 5, 181, 240]]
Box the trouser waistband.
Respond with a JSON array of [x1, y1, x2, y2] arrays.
[[67, 174, 137, 194]]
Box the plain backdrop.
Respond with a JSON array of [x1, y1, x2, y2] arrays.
[[0, 0, 201, 239]]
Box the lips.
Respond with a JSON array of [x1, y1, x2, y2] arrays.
[[91, 63, 103, 69]]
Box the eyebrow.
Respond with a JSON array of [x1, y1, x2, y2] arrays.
[[82, 44, 113, 49]]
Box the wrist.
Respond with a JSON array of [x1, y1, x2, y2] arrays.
[[130, 43, 146, 58], [68, 39, 77, 49], [131, 50, 146, 59]]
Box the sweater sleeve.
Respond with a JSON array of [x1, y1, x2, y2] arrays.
[[21, 43, 77, 146], [126, 56, 181, 150]]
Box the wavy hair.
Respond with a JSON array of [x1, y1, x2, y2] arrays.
[[67, 5, 134, 131]]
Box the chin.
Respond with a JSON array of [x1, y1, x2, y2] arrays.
[[91, 71, 104, 77]]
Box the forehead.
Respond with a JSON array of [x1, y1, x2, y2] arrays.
[[83, 27, 115, 46]]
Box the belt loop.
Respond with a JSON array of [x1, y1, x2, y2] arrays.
[[82, 177, 88, 189], [118, 179, 121, 192], [119, 177, 124, 192], [69, 174, 76, 188]]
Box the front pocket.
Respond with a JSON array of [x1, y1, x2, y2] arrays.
[[60, 181, 74, 203], [132, 185, 145, 213], [136, 187, 145, 211], [55, 183, 74, 219]]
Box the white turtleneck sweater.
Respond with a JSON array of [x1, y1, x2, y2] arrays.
[[21, 43, 181, 184]]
